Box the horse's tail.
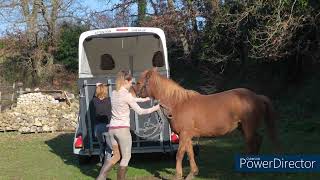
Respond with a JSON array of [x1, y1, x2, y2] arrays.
[[258, 95, 281, 153]]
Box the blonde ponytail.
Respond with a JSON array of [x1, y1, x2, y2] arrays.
[[116, 70, 132, 91]]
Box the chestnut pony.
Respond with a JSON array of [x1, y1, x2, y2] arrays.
[[134, 68, 279, 179]]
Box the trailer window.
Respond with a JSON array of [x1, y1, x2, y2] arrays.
[[152, 51, 165, 67], [100, 54, 115, 70]]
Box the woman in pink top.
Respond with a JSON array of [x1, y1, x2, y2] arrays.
[[97, 70, 159, 180]]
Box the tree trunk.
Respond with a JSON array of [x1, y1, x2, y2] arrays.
[[179, 33, 191, 59], [39, 0, 59, 48], [20, 0, 42, 85], [49, 0, 59, 48], [20, 0, 39, 47], [211, 0, 220, 13], [167, 0, 174, 11], [30, 57, 41, 85], [137, 0, 147, 26]]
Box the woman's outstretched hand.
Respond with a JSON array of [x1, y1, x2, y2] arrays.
[[154, 104, 160, 111]]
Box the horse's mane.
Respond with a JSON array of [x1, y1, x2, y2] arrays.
[[151, 71, 199, 103]]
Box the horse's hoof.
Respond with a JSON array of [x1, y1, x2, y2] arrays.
[[185, 173, 195, 180], [193, 169, 199, 176]]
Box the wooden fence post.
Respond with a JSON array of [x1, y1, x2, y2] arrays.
[[11, 83, 15, 101]]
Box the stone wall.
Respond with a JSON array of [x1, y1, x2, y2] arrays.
[[0, 93, 78, 133]]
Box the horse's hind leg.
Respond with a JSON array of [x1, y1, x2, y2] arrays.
[[185, 138, 199, 180], [240, 122, 263, 154], [251, 133, 263, 154]]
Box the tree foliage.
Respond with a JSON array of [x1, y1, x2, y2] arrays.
[[1, 0, 320, 88], [0, 0, 85, 85], [201, 0, 320, 63], [55, 22, 89, 72]]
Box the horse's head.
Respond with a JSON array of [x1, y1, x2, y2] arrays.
[[134, 68, 158, 98]]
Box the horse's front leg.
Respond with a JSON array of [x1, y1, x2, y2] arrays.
[[175, 138, 186, 179], [185, 138, 199, 180]]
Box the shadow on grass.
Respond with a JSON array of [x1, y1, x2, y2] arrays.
[[45, 133, 100, 178], [130, 129, 320, 180], [127, 133, 246, 179], [45, 130, 320, 180], [129, 152, 177, 179]]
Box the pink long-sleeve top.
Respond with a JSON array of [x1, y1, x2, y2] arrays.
[[109, 87, 158, 129]]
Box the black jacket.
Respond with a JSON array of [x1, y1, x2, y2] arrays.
[[92, 96, 112, 124]]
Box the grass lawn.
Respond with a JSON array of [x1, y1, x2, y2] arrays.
[[1, 65, 320, 179], [0, 127, 319, 180]]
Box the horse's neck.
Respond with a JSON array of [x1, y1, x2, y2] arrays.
[[153, 79, 188, 109], [158, 97, 175, 110]]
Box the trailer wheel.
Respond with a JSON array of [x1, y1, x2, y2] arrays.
[[78, 155, 91, 165]]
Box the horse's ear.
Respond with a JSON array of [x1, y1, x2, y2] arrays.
[[141, 70, 148, 76]]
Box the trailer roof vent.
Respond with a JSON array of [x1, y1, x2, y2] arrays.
[[100, 54, 115, 70], [152, 51, 164, 67]]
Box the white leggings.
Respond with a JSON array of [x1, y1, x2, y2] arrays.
[[109, 128, 132, 166]]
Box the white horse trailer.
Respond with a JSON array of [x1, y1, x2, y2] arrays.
[[73, 27, 179, 163]]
